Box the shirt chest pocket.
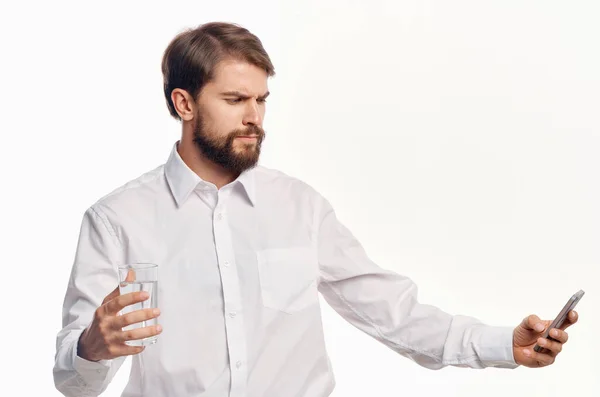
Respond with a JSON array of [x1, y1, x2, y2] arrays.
[[256, 247, 319, 314]]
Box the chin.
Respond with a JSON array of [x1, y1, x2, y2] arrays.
[[235, 144, 257, 152]]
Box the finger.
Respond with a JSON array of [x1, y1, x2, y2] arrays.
[[548, 328, 569, 344], [105, 291, 150, 315], [523, 348, 555, 367], [560, 310, 578, 330], [521, 314, 546, 332], [536, 337, 562, 355], [108, 343, 146, 358], [119, 324, 163, 343], [112, 308, 161, 330]]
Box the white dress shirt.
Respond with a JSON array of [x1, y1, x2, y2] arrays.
[[54, 141, 518, 397]]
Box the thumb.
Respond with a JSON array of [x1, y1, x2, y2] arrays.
[[102, 284, 121, 305], [125, 268, 136, 283], [102, 269, 136, 305], [520, 314, 545, 333]]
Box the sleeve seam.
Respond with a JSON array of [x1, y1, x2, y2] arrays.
[[89, 205, 124, 253]]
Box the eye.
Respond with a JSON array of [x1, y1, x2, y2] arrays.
[[226, 98, 242, 104], [257, 98, 267, 104]]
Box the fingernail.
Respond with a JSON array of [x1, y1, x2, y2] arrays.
[[551, 329, 559, 337], [153, 308, 161, 315], [141, 292, 149, 299], [157, 325, 163, 332], [534, 323, 544, 332], [523, 349, 531, 357], [539, 339, 546, 346]]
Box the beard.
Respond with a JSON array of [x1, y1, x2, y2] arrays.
[[192, 111, 265, 175]]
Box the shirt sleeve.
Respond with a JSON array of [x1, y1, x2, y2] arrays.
[[53, 206, 127, 396], [315, 197, 519, 370]]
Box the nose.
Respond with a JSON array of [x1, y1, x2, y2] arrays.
[[242, 101, 261, 127]]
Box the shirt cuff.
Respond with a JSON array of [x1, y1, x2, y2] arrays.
[[477, 325, 519, 368], [71, 332, 112, 378]]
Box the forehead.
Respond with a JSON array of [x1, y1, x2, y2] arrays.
[[206, 58, 268, 94]]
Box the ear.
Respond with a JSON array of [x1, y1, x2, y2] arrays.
[[171, 88, 196, 121]]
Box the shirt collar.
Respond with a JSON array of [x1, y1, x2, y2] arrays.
[[165, 141, 256, 207]]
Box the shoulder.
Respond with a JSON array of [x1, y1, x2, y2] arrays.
[[252, 165, 332, 218], [89, 164, 166, 215], [253, 165, 324, 201]]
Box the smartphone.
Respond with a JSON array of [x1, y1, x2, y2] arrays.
[[533, 289, 584, 353]]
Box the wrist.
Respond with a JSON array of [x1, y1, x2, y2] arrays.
[[77, 328, 97, 362]]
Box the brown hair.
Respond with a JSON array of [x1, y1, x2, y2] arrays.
[[161, 22, 276, 120]]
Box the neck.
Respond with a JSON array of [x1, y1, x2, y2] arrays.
[[177, 135, 237, 189]]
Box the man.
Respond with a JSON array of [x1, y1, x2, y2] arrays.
[[53, 22, 578, 397]]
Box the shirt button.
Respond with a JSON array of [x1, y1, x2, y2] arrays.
[[223, 261, 230, 267], [96, 369, 102, 374], [236, 361, 242, 369], [229, 311, 237, 318], [216, 212, 223, 221]]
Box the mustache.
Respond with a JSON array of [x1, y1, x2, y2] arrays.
[[231, 125, 265, 138]]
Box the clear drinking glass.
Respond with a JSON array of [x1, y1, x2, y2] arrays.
[[118, 263, 159, 346]]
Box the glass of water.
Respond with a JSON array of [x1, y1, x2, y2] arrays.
[[118, 263, 159, 346]]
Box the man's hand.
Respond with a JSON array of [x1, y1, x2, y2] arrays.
[[77, 280, 162, 362], [513, 310, 578, 368]]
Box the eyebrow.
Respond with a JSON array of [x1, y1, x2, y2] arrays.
[[220, 90, 270, 99]]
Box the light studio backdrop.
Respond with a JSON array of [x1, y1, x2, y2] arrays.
[[0, 1, 597, 396]]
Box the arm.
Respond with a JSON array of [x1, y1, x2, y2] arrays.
[[53, 206, 126, 396], [315, 197, 518, 370]]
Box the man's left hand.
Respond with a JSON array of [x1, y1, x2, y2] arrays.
[[513, 310, 578, 367]]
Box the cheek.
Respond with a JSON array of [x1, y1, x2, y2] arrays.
[[200, 108, 229, 134], [212, 103, 244, 131]]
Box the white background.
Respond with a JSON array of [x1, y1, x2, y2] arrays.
[[1, 0, 598, 396]]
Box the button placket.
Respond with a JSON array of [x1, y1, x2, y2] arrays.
[[212, 193, 248, 395]]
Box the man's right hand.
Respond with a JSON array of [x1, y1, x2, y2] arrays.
[[77, 283, 162, 362]]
